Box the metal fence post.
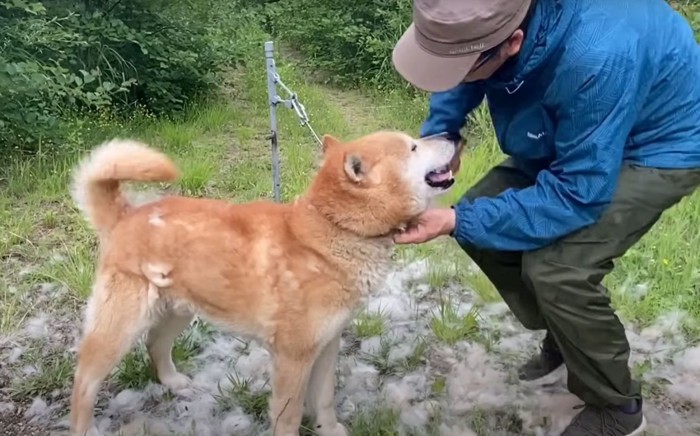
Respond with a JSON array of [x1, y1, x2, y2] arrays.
[[265, 41, 281, 203]]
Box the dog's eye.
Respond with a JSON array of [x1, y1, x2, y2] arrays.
[[411, 143, 417, 152]]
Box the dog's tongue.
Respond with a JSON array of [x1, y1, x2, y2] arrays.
[[429, 170, 453, 182]]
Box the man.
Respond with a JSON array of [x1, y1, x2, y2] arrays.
[[391, 0, 700, 435]]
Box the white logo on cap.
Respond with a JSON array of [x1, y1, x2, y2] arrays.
[[448, 42, 485, 55]]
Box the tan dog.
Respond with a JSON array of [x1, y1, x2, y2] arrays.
[[68, 131, 458, 436]]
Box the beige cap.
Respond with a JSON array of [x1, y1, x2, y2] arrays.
[[393, 0, 532, 92]]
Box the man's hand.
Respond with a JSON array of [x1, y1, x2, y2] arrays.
[[393, 207, 457, 244]]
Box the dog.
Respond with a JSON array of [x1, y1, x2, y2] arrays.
[[68, 130, 459, 436]]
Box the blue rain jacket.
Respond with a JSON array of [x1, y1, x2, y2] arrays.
[[420, 0, 700, 252]]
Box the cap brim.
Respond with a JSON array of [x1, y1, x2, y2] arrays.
[[392, 24, 479, 93]]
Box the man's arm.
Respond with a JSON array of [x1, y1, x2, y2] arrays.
[[420, 82, 486, 141], [452, 43, 652, 252]]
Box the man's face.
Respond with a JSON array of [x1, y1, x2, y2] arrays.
[[463, 30, 525, 83]]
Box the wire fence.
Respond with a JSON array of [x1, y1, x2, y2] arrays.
[[264, 41, 322, 202]]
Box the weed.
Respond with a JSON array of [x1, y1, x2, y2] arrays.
[[11, 349, 75, 401], [0, 282, 31, 334], [469, 408, 524, 436], [113, 347, 159, 391], [157, 123, 198, 154], [32, 240, 96, 299], [430, 301, 481, 345], [354, 309, 386, 338], [0, 207, 34, 259], [426, 259, 455, 290], [214, 371, 270, 420], [361, 336, 428, 376], [360, 336, 395, 376], [400, 337, 429, 373], [461, 270, 501, 304], [430, 376, 446, 396], [177, 157, 217, 197], [348, 407, 401, 436]]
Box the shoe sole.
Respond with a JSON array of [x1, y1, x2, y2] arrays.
[[625, 415, 647, 436]]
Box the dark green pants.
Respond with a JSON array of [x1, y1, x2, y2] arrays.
[[457, 159, 700, 407]]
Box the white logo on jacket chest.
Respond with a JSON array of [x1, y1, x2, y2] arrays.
[[527, 131, 547, 140]]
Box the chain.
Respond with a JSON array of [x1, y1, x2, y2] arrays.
[[271, 72, 323, 146]]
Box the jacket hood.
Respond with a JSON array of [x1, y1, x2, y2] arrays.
[[486, 0, 577, 93]]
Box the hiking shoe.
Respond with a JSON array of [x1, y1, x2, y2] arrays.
[[561, 399, 647, 436], [518, 331, 564, 381]]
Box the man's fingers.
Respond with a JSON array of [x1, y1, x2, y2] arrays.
[[393, 229, 425, 244], [393, 231, 414, 244]]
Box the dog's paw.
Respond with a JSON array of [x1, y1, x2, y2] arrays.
[[160, 372, 192, 391], [316, 423, 349, 436]]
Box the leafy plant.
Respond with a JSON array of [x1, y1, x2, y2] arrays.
[[0, 0, 265, 156]]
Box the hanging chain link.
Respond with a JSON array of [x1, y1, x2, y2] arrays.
[[271, 72, 323, 147]]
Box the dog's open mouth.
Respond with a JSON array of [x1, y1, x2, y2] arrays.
[[425, 164, 455, 189]]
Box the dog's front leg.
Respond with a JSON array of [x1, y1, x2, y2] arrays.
[[269, 351, 314, 436], [305, 334, 348, 436]]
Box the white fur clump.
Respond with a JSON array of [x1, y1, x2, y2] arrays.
[[446, 343, 516, 413], [24, 397, 54, 421]]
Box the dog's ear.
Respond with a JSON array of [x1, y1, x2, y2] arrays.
[[343, 153, 366, 183], [322, 134, 341, 153]]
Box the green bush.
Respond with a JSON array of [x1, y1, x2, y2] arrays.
[[266, 0, 413, 91], [0, 0, 264, 155]]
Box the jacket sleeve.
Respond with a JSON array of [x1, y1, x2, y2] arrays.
[[452, 43, 650, 251], [420, 82, 485, 139]]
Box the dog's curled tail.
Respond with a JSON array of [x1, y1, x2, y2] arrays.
[[71, 139, 179, 235]]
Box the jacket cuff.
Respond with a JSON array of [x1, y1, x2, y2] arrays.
[[449, 201, 475, 245]]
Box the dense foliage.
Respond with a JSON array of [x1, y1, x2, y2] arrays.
[[0, 0, 262, 154], [265, 0, 413, 91], [267, 0, 700, 91]]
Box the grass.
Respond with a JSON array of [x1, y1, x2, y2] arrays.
[[354, 308, 387, 338], [347, 408, 400, 436], [32, 240, 96, 299], [214, 371, 271, 420], [177, 155, 218, 197], [361, 335, 428, 376], [2, 9, 700, 433], [460, 270, 501, 304], [430, 300, 481, 346], [10, 347, 75, 401], [469, 408, 524, 436]]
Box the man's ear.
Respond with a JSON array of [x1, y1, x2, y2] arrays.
[[505, 30, 525, 56], [343, 153, 365, 183], [322, 134, 341, 153]]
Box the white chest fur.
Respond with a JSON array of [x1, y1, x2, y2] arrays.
[[329, 236, 393, 297]]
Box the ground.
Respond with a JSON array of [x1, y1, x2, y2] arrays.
[[2, 47, 700, 436]]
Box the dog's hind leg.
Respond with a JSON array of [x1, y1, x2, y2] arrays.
[[145, 311, 194, 391], [70, 272, 152, 436], [305, 334, 348, 436]]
